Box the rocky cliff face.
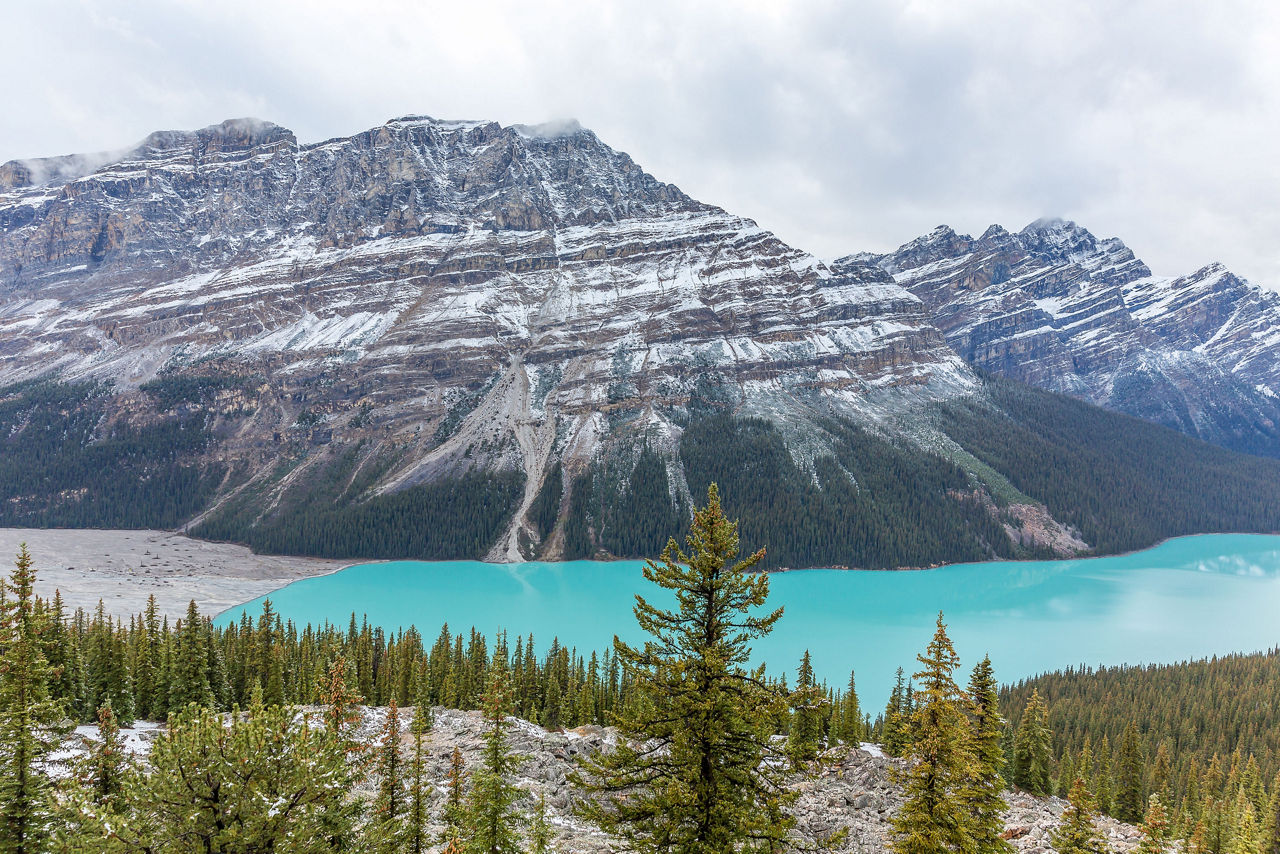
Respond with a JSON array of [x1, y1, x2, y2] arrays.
[[0, 116, 970, 559], [850, 219, 1280, 456]]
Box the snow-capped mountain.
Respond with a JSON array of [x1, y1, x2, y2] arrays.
[[850, 219, 1280, 455], [0, 116, 969, 560]]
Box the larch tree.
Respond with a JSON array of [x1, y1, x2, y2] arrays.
[[574, 483, 797, 853], [889, 612, 975, 854]]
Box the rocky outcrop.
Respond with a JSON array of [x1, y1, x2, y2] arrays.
[[62, 706, 1149, 852], [0, 116, 972, 558], [850, 219, 1280, 456]]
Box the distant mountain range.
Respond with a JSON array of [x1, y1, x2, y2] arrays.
[[848, 218, 1280, 456], [2, 117, 1278, 567]]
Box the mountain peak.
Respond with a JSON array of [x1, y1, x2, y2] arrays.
[[1017, 217, 1099, 263]]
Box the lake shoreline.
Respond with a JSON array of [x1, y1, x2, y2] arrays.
[[213, 532, 1280, 694], [5, 525, 1279, 622]]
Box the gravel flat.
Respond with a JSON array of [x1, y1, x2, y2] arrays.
[[0, 528, 347, 620]]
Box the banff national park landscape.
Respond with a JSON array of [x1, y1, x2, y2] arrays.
[[1, 2, 1280, 852]]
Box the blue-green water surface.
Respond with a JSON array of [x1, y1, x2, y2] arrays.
[[219, 534, 1280, 695]]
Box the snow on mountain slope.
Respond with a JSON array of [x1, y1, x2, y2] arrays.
[[850, 219, 1280, 456], [0, 116, 972, 559]]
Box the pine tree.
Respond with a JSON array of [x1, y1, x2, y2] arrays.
[[0, 544, 69, 854], [1116, 720, 1147, 823], [836, 669, 862, 746], [94, 697, 356, 852], [1051, 777, 1108, 854], [890, 612, 975, 854], [464, 666, 524, 854], [574, 484, 796, 853], [787, 650, 825, 769], [1013, 688, 1053, 795], [965, 655, 1013, 854]]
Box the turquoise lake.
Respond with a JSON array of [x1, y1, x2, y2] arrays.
[[218, 533, 1280, 699]]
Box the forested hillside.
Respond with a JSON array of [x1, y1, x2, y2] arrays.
[[940, 373, 1280, 554], [6, 372, 1280, 568], [1002, 648, 1280, 838], [0, 380, 221, 529]]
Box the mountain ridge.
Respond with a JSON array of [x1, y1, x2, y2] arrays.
[[849, 217, 1280, 456], [2, 116, 1279, 567]]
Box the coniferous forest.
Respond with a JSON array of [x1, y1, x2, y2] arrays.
[[4, 375, 1280, 567]]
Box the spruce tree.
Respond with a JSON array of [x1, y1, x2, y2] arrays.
[[836, 669, 862, 746], [1051, 777, 1108, 854], [0, 544, 69, 854], [890, 612, 975, 854], [965, 655, 1013, 854], [167, 600, 213, 714], [1013, 689, 1053, 795], [1262, 772, 1280, 854], [316, 655, 366, 851], [530, 793, 553, 854], [442, 747, 467, 850], [407, 678, 433, 854], [1116, 721, 1147, 823], [1236, 801, 1262, 854], [464, 666, 524, 854], [882, 667, 910, 757], [372, 698, 407, 852], [786, 650, 825, 769], [574, 484, 795, 853]]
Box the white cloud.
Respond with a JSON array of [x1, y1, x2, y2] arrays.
[[5, 0, 1280, 288]]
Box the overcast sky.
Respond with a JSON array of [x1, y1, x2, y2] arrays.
[[5, 0, 1279, 287]]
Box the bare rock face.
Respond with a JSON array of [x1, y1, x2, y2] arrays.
[[0, 116, 970, 558], [853, 218, 1280, 456]]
